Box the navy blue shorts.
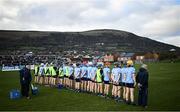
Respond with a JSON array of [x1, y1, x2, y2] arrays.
[[104, 81, 109, 84], [113, 83, 119, 86], [122, 82, 126, 86], [53, 75, 57, 78], [85, 78, 88, 81], [125, 83, 135, 88], [119, 82, 123, 86], [58, 76, 64, 79], [65, 76, 69, 78], [69, 75, 74, 80], [81, 77, 86, 81], [91, 80, 95, 83], [75, 79, 81, 82]]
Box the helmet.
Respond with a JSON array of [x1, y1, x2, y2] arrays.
[[41, 63, 44, 66], [105, 62, 110, 67], [88, 62, 93, 65], [127, 60, 133, 66]]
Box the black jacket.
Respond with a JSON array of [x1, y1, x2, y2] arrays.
[[19, 67, 32, 84], [136, 68, 149, 88]]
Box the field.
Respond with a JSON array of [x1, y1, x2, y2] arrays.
[[0, 62, 180, 111]]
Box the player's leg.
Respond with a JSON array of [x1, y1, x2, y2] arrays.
[[100, 83, 103, 95], [90, 80, 92, 92], [125, 86, 130, 104], [84, 79, 87, 91], [96, 83, 99, 94], [78, 80, 80, 91], [123, 83, 126, 100], [53, 77, 55, 85], [39, 76, 42, 84], [130, 87, 135, 104], [81, 79, 83, 91], [75, 79, 77, 90], [112, 84, 115, 98], [115, 85, 118, 99], [95, 82, 97, 93], [104, 83, 106, 95], [60, 78, 62, 85], [69, 79, 72, 88], [106, 84, 110, 96], [42, 76, 44, 84], [67, 77, 69, 87], [118, 85, 121, 99], [46, 76, 48, 85], [52, 77, 54, 85]]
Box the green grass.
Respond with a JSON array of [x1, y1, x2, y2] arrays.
[[0, 63, 180, 111]]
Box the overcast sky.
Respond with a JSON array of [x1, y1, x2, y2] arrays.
[[0, 0, 180, 47]]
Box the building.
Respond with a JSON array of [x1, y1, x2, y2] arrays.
[[144, 52, 159, 62], [135, 55, 145, 64], [117, 53, 135, 62]]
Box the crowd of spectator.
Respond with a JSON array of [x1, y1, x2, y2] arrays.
[[0, 55, 64, 67]]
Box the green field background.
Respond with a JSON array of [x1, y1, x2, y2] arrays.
[[0, 63, 180, 111]]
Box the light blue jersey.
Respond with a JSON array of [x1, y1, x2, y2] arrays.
[[111, 67, 121, 82], [121, 67, 128, 83], [39, 66, 44, 76], [69, 66, 74, 76], [87, 66, 92, 79], [103, 67, 110, 81], [63, 66, 67, 75], [81, 66, 87, 78], [118, 67, 122, 82], [126, 67, 135, 83], [90, 67, 97, 80], [74, 67, 81, 79]]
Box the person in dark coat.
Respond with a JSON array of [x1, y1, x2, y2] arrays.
[[136, 64, 149, 108], [19, 65, 32, 99]]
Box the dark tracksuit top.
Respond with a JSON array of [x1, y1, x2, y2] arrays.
[[136, 68, 149, 106], [19, 67, 32, 97], [136, 68, 148, 88]]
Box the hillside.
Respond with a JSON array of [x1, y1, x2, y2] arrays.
[[0, 29, 179, 53]]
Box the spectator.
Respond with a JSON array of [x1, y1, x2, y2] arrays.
[[19, 64, 32, 99], [136, 64, 149, 108]]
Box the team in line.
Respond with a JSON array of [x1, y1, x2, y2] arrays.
[[34, 61, 136, 105]]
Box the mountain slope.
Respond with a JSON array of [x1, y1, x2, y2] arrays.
[[0, 29, 179, 53]]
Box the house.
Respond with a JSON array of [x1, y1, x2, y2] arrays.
[[118, 53, 135, 62], [144, 52, 159, 62], [135, 55, 145, 64]]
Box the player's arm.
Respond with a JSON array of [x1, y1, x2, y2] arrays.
[[78, 70, 81, 78], [133, 73, 136, 87], [117, 73, 121, 84], [94, 71, 97, 81]]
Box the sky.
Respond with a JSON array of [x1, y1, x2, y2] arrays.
[[0, 0, 180, 47]]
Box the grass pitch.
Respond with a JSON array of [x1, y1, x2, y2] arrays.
[[0, 62, 180, 111]]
